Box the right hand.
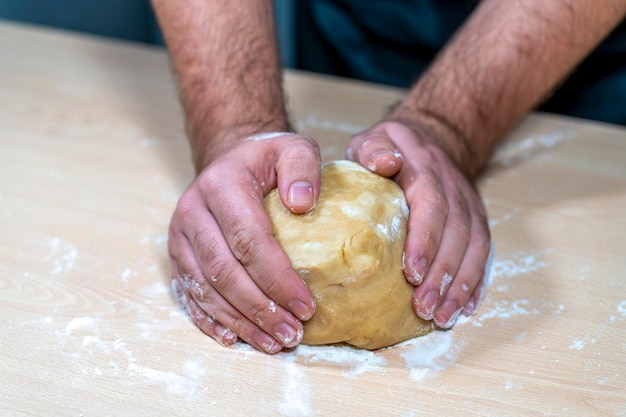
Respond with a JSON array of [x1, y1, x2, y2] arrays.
[[168, 132, 321, 354], [346, 121, 492, 329]]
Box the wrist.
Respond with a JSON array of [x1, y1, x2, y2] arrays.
[[386, 104, 482, 180], [190, 119, 293, 173]]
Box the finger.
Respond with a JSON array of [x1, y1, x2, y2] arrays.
[[274, 134, 322, 214], [180, 272, 284, 354], [169, 223, 286, 353], [170, 251, 238, 346], [433, 227, 490, 328], [411, 191, 471, 324], [171, 273, 238, 347], [397, 166, 447, 286], [463, 241, 495, 316], [346, 129, 403, 177], [200, 159, 316, 322], [176, 192, 307, 348]]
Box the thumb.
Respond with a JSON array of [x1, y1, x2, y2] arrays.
[[346, 128, 403, 177]]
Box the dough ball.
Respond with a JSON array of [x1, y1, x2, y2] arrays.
[[264, 160, 434, 350]]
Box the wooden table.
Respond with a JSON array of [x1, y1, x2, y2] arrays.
[[1, 20, 625, 416]]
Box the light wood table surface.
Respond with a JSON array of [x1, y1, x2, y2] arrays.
[[1, 20, 625, 416]]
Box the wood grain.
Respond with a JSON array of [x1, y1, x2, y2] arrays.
[[1, 20, 625, 416]]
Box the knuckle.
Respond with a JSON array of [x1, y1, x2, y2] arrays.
[[417, 170, 448, 219], [263, 275, 280, 295], [420, 167, 444, 191], [295, 134, 320, 151], [192, 231, 219, 263], [204, 255, 239, 290], [283, 139, 321, 165], [189, 228, 250, 294], [196, 164, 229, 196], [450, 192, 470, 216], [175, 188, 203, 220], [448, 201, 472, 240], [421, 195, 449, 223], [227, 314, 248, 336], [229, 226, 261, 266], [246, 299, 274, 325], [191, 233, 239, 290], [186, 277, 207, 302], [449, 216, 471, 243]]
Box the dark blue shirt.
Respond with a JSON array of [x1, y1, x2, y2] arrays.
[[297, 0, 626, 125]]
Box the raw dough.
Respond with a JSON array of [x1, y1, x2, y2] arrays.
[[264, 160, 434, 350]]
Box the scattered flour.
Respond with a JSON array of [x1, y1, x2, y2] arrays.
[[140, 281, 170, 298], [488, 207, 521, 229], [295, 113, 365, 135], [516, 131, 572, 150], [127, 362, 196, 396], [282, 329, 459, 383], [462, 248, 551, 326], [489, 249, 552, 279], [397, 331, 459, 382], [477, 299, 537, 322], [244, 131, 294, 142], [139, 137, 160, 147], [498, 131, 573, 166], [289, 344, 387, 378], [504, 379, 523, 391], [23, 232, 621, 414], [27, 246, 553, 404], [64, 317, 99, 336], [47, 237, 78, 275], [279, 356, 312, 417], [121, 268, 138, 283]]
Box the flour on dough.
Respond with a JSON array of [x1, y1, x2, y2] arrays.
[[264, 160, 434, 350]]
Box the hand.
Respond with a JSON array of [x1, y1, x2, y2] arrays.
[[346, 121, 491, 328], [169, 132, 320, 353]]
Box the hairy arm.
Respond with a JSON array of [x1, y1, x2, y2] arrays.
[[348, 0, 626, 329], [152, 0, 320, 353], [152, 0, 290, 171], [389, 0, 626, 178]]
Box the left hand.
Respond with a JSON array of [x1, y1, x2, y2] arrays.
[[346, 121, 491, 328]]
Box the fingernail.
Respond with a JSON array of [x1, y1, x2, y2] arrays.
[[371, 149, 402, 170], [366, 149, 389, 171], [289, 300, 314, 321], [435, 301, 463, 329], [288, 181, 314, 210], [275, 323, 301, 347], [416, 290, 439, 320], [462, 299, 476, 317], [255, 331, 280, 354], [411, 257, 428, 285], [219, 328, 238, 346]]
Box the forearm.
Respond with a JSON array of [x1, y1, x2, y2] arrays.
[[152, 0, 290, 172], [389, 0, 626, 179]]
